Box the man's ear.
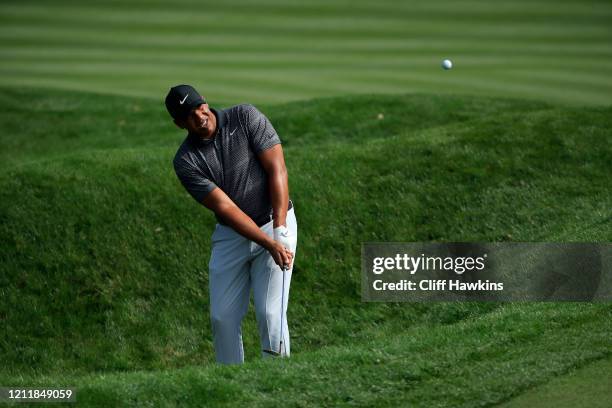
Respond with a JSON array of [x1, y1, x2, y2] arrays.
[[174, 119, 185, 129]]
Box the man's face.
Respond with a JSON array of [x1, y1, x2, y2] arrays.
[[176, 103, 217, 139]]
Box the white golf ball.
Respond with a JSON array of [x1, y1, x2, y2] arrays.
[[442, 59, 453, 70]]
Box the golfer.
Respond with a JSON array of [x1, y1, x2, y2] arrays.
[[165, 84, 297, 364]]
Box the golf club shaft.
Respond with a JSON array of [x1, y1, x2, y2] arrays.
[[279, 266, 286, 355]]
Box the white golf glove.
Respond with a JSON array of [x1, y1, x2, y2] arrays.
[[274, 225, 297, 268]]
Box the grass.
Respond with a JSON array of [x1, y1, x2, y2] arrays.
[[1, 0, 611, 405], [3, 304, 611, 407], [501, 355, 612, 408], [0, 87, 611, 406], [1, 0, 612, 105]]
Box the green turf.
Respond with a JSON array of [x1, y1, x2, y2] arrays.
[[3, 304, 611, 407], [501, 355, 612, 408], [1, 0, 612, 106], [0, 87, 610, 406], [1, 0, 612, 405]]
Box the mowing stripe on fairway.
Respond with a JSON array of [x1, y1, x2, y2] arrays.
[[499, 356, 612, 408], [1, 0, 611, 105]]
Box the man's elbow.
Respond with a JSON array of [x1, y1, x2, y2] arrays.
[[269, 166, 288, 181], [214, 202, 238, 219], [203, 199, 234, 216], [201, 189, 236, 214]]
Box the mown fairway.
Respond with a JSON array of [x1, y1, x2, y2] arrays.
[[1, 0, 612, 105], [1, 0, 611, 407]]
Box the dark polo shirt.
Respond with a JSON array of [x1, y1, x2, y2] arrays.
[[173, 104, 286, 226]]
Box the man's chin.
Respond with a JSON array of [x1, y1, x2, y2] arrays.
[[197, 129, 213, 140]]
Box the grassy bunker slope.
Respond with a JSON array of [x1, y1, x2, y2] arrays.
[[1, 88, 611, 404], [9, 304, 612, 407]]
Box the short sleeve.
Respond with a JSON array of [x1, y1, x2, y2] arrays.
[[243, 104, 281, 154], [173, 157, 217, 203]]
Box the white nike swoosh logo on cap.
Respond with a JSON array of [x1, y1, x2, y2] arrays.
[[179, 94, 189, 104], [230, 128, 237, 135]]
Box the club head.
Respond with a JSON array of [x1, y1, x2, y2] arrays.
[[262, 349, 281, 357]]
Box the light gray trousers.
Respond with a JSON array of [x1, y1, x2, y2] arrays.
[[208, 207, 297, 364]]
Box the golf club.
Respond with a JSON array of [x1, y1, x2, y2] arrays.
[[263, 265, 288, 357]]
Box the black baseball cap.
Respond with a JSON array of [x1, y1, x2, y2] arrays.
[[165, 84, 206, 121]]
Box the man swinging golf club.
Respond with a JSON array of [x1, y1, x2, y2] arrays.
[[166, 84, 297, 364]]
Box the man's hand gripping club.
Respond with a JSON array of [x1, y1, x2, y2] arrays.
[[274, 225, 296, 270], [202, 187, 293, 269]]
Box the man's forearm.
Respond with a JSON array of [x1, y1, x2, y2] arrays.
[[269, 168, 289, 228], [218, 204, 274, 249]]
